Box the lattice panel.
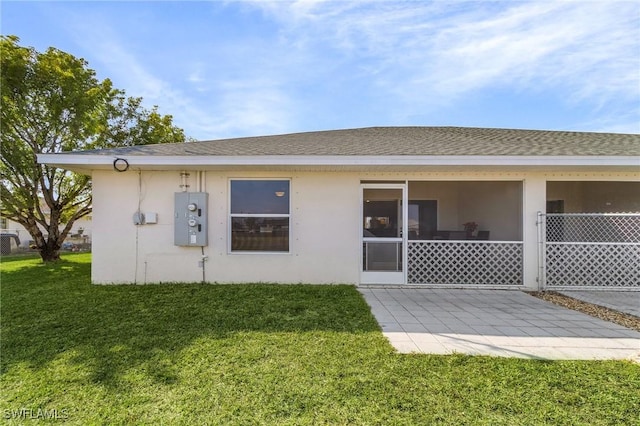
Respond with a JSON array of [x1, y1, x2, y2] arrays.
[[546, 244, 640, 288], [408, 242, 523, 285], [546, 214, 640, 243]]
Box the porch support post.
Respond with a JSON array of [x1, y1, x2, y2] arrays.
[[523, 176, 546, 290]]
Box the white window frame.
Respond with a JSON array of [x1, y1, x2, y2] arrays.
[[228, 178, 292, 254]]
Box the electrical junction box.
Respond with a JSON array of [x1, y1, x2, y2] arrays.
[[174, 192, 208, 246], [132, 212, 145, 225], [145, 212, 158, 224]]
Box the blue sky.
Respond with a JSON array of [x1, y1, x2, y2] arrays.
[[3, 1, 639, 140]]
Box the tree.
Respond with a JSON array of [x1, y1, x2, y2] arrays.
[[1, 35, 191, 262]]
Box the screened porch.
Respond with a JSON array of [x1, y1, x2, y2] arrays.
[[406, 181, 523, 286], [362, 181, 524, 286]]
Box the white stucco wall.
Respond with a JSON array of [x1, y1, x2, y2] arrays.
[[91, 169, 639, 289], [91, 170, 361, 284]]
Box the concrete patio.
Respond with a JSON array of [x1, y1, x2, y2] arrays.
[[359, 288, 640, 360]]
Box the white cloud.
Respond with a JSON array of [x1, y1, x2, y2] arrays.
[[426, 2, 638, 101], [209, 83, 294, 137], [50, 1, 640, 137], [187, 64, 205, 85], [59, 10, 295, 140], [248, 0, 640, 131]]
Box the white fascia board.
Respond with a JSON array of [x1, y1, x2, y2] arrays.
[[37, 153, 639, 168]]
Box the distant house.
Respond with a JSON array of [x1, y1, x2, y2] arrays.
[[1, 205, 91, 251], [38, 127, 639, 289]]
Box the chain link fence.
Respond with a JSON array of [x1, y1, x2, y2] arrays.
[[541, 213, 640, 289], [546, 214, 640, 243]]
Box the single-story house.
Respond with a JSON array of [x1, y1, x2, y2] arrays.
[[1, 206, 92, 250], [38, 127, 640, 289]]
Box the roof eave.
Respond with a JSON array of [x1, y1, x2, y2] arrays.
[[37, 153, 640, 170]]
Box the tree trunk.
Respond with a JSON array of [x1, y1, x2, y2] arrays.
[[41, 218, 64, 262], [21, 217, 62, 262], [39, 243, 61, 262]]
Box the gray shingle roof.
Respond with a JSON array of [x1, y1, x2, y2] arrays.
[[70, 127, 640, 157]]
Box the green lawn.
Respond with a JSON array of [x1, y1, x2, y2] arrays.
[[1, 254, 639, 425]]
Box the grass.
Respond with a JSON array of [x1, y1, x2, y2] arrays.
[[1, 254, 639, 425]]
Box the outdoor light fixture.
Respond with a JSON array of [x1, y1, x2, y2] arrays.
[[113, 158, 129, 172], [275, 191, 286, 197]]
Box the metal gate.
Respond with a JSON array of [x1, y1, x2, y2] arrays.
[[538, 213, 640, 290]]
